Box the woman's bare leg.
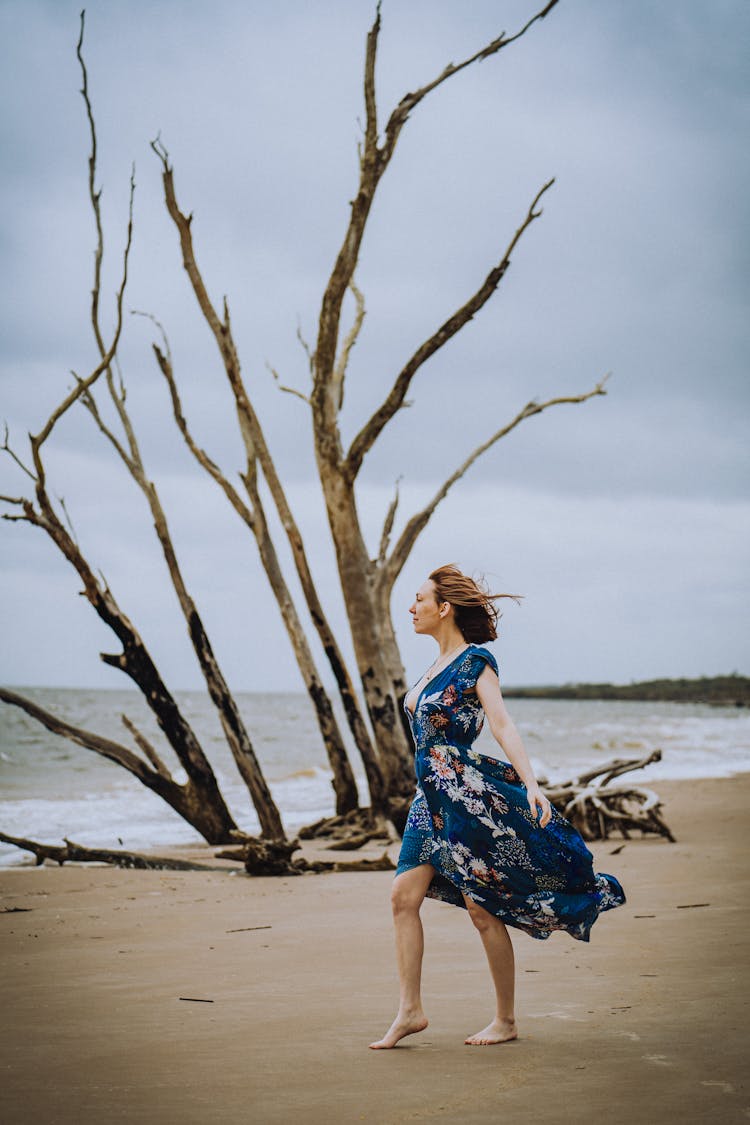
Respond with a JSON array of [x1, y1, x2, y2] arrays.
[[462, 894, 518, 1045], [369, 864, 435, 1049]]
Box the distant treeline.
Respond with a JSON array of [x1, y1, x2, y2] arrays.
[[503, 675, 750, 707]]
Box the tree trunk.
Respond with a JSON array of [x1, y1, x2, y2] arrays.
[[312, 468, 414, 804], [241, 471, 359, 815], [373, 583, 415, 748]]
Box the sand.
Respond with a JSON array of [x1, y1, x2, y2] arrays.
[[1, 775, 748, 1125]]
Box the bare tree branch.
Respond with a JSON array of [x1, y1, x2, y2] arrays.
[[113, 355, 127, 402], [296, 321, 315, 376], [151, 141, 261, 490], [377, 477, 402, 565], [152, 341, 257, 527], [345, 179, 554, 481], [0, 492, 39, 526], [74, 372, 135, 470], [2, 423, 36, 482], [266, 360, 311, 405], [312, 2, 560, 465], [310, 6, 383, 462], [150, 139, 227, 342], [379, 2, 560, 166], [56, 494, 80, 547], [121, 713, 172, 780], [332, 280, 366, 412], [29, 167, 135, 481], [32, 17, 137, 478], [131, 307, 170, 359], [382, 377, 609, 590], [0, 687, 161, 782], [364, 2, 381, 153], [77, 9, 105, 352]]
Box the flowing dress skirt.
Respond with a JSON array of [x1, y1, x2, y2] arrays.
[[397, 646, 625, 942]]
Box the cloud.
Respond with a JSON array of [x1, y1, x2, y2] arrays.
[[1, 0, 748, 688]]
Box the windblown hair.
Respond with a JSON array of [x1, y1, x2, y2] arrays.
[[428, 564, 521, 644]]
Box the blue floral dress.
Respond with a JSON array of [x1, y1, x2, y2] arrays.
[[397, 646, 625, 941]]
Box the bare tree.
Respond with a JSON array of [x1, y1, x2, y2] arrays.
[[0, 15, 284, 843], [143, 1, 607, 830], [2, 1, 609, 849], [0, 190, 245, 842], [307, 1, 605, 818]]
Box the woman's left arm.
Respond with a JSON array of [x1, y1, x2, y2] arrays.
[[476, 665, 552, 828]]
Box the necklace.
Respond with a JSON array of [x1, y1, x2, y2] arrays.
[[425, 642, 467, 683]]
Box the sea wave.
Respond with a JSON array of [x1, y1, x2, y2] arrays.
[[1, 691, 749, 866]]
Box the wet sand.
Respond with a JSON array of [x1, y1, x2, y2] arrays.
[[1, 775, 748, 1124]]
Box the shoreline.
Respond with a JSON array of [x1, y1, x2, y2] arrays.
[[1, 774, 748, 1123], [3, 695, 748, 870], [2, 769, 749, 871]]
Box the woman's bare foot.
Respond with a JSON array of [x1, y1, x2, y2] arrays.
[[464, 1017, 517, 1046], [369, 1009, 429, 1049]]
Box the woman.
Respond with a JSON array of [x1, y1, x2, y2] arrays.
[[370, 564, 625, 1050]]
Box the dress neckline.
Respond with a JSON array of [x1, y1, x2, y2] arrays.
[[405, 645, 473, 716]]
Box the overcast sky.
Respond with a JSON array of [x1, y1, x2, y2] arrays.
[[1, 0, 748, 692]]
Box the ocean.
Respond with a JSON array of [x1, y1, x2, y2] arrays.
[[1, 688, 749, 866]]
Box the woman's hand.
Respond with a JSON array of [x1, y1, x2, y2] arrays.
[[526, 785, 552, 828], [475, 668, 553, 830]]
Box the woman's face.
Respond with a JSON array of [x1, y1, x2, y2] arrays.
[[409, 580, 444, 635]]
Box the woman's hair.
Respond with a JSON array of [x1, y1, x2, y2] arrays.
[[428, 564, 521, 644]]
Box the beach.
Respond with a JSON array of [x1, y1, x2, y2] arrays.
[[1, 774, 748, 1125]]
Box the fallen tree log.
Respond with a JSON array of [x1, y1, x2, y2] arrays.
[[0, 828, 396, 876], [0, 831, 231, 871], [542, 750, 675, 841]]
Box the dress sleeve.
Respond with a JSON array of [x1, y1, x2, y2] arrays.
[[455, 646, 499, 694]]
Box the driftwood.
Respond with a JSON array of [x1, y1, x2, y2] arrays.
[[218, 833, 395, 876], [219, 837, 301, 876], [1, 828, 395, 877], [543, 750, 675, 841], [297, 853, 396, 874], [299, 806, 393, 849], [0, 831, 230, 871]]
